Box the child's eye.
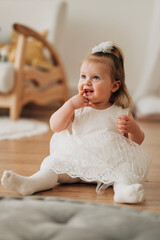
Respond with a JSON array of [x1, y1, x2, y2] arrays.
[[81, 75, 86, 79], [93, 76, 100, 80]]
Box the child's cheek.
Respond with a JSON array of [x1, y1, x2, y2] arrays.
[[78, 82, 84, 92]]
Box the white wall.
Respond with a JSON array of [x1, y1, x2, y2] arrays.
[[58, 0, 154, 96]]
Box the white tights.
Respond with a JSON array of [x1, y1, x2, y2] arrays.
[[1, 170, 144, 203], [113, 182, 144, 203], [1, 169, 58, 196]]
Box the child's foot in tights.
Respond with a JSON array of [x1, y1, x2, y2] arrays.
[[1, 169, 58, 196], [113, 182, 145, 203]]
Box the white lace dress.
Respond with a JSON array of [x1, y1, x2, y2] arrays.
[[41, 104, 151, 192]]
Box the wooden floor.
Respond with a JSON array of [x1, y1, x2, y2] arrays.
[[0, 104, 160, 214]]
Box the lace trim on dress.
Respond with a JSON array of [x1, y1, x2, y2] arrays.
[[41, 130, 151, 191]]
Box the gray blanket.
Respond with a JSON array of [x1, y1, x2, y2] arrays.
[[0, 196, 160, 240]]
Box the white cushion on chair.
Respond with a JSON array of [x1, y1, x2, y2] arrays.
[[0, 62, 15, 93]]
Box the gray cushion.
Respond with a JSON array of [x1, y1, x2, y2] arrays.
[[0, 196, 160, 240]]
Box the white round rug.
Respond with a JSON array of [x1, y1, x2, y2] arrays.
[[0, 117, 49, 140]]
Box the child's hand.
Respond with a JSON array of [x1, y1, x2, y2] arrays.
[[70, 90, 92, 109], [116, 115, 139, 134]]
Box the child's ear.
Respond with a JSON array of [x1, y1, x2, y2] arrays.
[[112, 81, 121, 92]]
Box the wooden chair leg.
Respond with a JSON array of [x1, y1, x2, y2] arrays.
[[63, 90, 70, 102], [10, 97, 22, 120]]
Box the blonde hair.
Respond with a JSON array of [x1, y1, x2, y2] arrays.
[[82, 45, 132, 108]]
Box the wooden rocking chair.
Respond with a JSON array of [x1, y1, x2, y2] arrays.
[[0, 23, 69, 120]]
